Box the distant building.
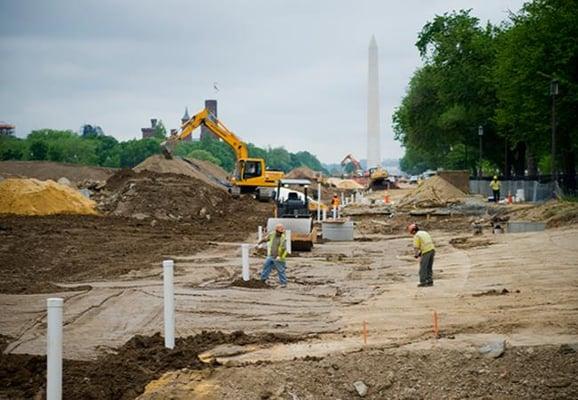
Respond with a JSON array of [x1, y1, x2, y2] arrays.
[[0, 121, 15, 136], [201, 100, 217, 140], [141, 119, 158, 139], [179, 108, 192, 142]]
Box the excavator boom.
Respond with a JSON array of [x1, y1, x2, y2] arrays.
[[161, 108, 248, 160]]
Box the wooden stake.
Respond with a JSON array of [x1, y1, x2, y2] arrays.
[[432, 311, 439, 338]]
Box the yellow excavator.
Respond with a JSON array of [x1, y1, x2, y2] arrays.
[[161, 108, 283, 199]]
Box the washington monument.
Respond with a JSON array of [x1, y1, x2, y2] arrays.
[[367, 35, 381, 169]]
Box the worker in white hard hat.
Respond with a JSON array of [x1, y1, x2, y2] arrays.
[[257, 223, 288, 288], [407, 223, 435, 287]]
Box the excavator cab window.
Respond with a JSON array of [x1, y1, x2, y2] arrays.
[[243, 161, 262, 179]]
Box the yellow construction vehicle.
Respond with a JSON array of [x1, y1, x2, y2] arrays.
[[161, 108, 283, 199], [368, 166, 390, 190]]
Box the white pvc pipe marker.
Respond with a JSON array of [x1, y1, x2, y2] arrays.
[[163, 259, 175, 349], [317, 183, 321, 221], [286, 230, 292, 254], [242, 244, 250, 281], [258, 226, 263, 242], [47, 297, 63, 400], [322, 208, 327, 221]]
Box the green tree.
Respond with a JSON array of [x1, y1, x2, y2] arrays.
[[494, 0, 578, 189], [29, 141, 48, 160], [186, 149, 221, 166], [153, 120, 167, 139]]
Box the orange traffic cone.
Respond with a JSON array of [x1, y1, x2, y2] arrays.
[[507, 192, 513, 204], [384, 192, 390, 204]]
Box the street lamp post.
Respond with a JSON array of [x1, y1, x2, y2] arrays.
[[478, 125, 484, 177], [550, 79, 559, 183]]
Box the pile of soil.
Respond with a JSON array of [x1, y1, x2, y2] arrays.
[[0, 331, 298, 400], [96, 170, 240, 222], [134, 155, 226, 190], [284, 166, 319, 181], [506, 200, 578, 227], [0, 178, 97, 216], [231, 278, 270, 289], [0, 160, 115, 184], [184, 157, 229, 182], [397, 176, 466, 209], [326, 177, 364, 190]]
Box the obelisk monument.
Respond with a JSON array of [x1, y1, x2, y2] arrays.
[[367, 35, 381, 169]]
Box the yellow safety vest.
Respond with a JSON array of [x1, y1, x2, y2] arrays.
[[490, 180, 501, 191], [267, 232, 287, 261]]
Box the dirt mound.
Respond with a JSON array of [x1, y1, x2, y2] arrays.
[[184, 157, 229, 182], [134, 155, 226, 190], [231, 278, 270, 289], [0, 178, 97, 216], [326, 177, 364, 190], [285, 166, 318, 181], [0, 331, 298, 400], [397, 176, 465, 209], [97, 170, 234, 221], [507, 200, 578, 227], [0, 160, 115, 184]]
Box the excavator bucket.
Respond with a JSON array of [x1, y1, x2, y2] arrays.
[[160, 140, 174, 160]]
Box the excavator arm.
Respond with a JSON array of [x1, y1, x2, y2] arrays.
[[161, 108, 248, 160]]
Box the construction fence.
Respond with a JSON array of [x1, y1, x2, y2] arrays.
[[469, 179, 555, 202]]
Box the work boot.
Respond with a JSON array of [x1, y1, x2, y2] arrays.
[[279, 284, 287, 288], [417, 282, 433, 287]]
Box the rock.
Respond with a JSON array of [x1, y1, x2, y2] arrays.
[[559, 343, 578, 354], [132, 213, 149, 220], [57, 177, 73, 187], [150, 219, 157, 227], [380, 371, 395, 389], [479, 340, 506, 358], [353, 381, 368, 397], [199, 207, 207, 217], [79, 188, 92, 199]]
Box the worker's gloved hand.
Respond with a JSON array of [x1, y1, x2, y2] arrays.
[[414, 251, 421, 259], [275, 256, 280, 261]]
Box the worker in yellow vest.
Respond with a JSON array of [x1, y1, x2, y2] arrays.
[[489, 176, 501, 203]]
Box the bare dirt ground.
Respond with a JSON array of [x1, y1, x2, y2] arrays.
[[1, 168, 577, 399]]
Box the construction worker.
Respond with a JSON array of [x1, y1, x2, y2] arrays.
[[331, 193, 340, 218], [407, 223, 435, 287], [490, 176, 501, 203], [257, 223, 288, 288]]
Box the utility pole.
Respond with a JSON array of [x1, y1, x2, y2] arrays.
[[478, 125, 484, 177], [550, 79, 558, 183]]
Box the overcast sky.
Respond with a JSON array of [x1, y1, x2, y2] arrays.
[[0, 0, 525, 164]]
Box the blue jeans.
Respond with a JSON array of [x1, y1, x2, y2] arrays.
[[260, 257, 287, 285]]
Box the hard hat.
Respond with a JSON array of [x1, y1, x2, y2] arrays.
[[493, 176, 498, 180], [275, 223, 286, 233], [407, 223, 418, 234]]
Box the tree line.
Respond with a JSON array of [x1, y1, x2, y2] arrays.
[[393, 0, 577, 191], [0, 123, 327, 174]]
